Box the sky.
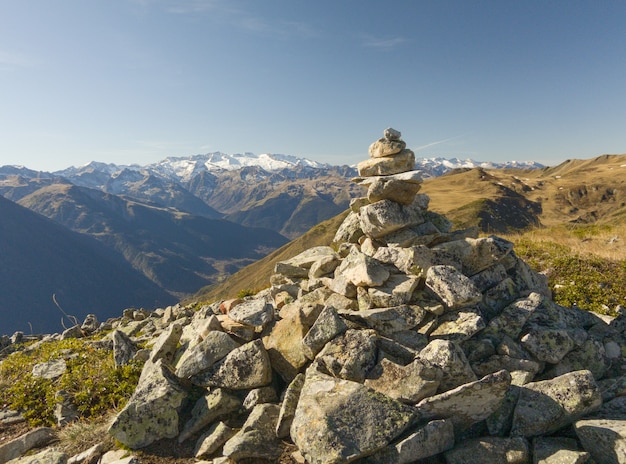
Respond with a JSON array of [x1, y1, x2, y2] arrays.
[[1, 0, 625, 172]]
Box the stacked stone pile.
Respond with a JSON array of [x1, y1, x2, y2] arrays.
[[3, 129, 626, 464]]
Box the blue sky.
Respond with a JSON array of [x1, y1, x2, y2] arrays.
[[1, 0, 625, 171]]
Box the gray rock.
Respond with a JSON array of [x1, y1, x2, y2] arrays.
[[367, 177, 420, 204], [416, 370, 512, 431], [194, 421, 237, 458], [226, 299, 274, 329], [332, 211, 364, 245], [54, 389, 79, 426], [575, 417, 626, 464], [149, 323, 182, 364], [175, 330, 240, 379], [80, 314, 99, 334], [6, 448, 68, 464], [384, 127, 402, 140], [334, 248, 390, 287], [361, 419, 455, 464], [108, 359, 187, 449], [302, 305, 348, 360], [191, 339, 272, 390], [511, 370, 602, 437], [111, 330, 137, 367], [520, 328, 575, 364], [484, 292, 544, 341], [276, 373, 305, 438], [357, 149, 415, 176], [368, 137, 407, 158], [222, 403, 282, 461], [364, 358, 442, 404], [339, 305, 426, 337], [290, 367, 417, 464], [545, 338, 607, 380], [359, 198, 426, 239], [417, 339, 477, 392], [242, 386, 278, 410], [61, 325, 84, 340], [532, 437, 590, 464], [32, 359, 66, 380], [367, 274, 421, 308], [425, 265, 482, 310], [429, 306, 486, 341], [444, 436, 529, 464], [471, 263, 509, 292], [67, 442, 105, 464], [178, 388, 241, 443], [316, 329, 378, 382], [0, 427, 57, 463]]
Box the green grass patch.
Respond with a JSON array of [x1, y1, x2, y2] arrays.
[[0, 338, 142, 426], [514, 237, 626, 315]]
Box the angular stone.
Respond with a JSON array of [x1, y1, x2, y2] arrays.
[[290, 368, 416, 464], [384, 127, 402, 140], [545, 338, 607, 380], [417, 339, 477, 392], [175, 330, 240, 379], [194, 421, 237, 458], [368, 137, 406, 158], [309, 254, 341, 278], [216, 315, 255, 341], [334, 248, 390, 287], [532, 437, 590, 464], [0, 427, 57, 463], [364, 358, 442, 404], [178, 388, 241, 443], [444, 436, 529, 464], [338, 305, 426, 337], [276, 373, 305, 438], [483, 292, 544, 341], [279, 287, 332, 326], [302, 306, 348, 360], [7, 448, 68, 464], [329, 274, 357, 299], [430, 307, 486, 341], [416, 370, 512, 431], [575, 417, 626, 464], [520, 328, 575, 364], [324, 291, 358, 310], [511, 370, 602, 437], [263, 314, 309, 383], [357, 149, 415, 176], [359, 198, 426, 239], [471, 263, 508, 293], [361, 419, 455, 464], [191, 340, 272, 390], [108, 359, 187, 449], [367, 178, 421, 204], [332, 211, 364, 245], [222, 403, 282, 461], [226, 299, 274, 329], [112, 330, 137, 367], [367, 275, 421, 308], [316, 329, 378, 382], [149, 323, 182, 364], [472, 355, 542, 381], [425, 265, 482, 310], [32, 359, 66, 380], [242, 386, 278, 411], [282, 246, 340, 269]]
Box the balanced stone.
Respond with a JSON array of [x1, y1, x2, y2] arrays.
[[369, 138, 407, 158], [357, 149, 415, 177]]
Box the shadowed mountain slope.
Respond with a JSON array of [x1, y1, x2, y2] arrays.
[[0, 195, 176, 335]]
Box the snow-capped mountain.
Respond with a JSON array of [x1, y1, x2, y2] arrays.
[[414, 157, 544, 178]]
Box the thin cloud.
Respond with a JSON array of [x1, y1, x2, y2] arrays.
[[414, 134, 471, 152], [361, 35, 408, 49]]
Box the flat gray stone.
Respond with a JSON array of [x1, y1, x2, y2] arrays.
[[425, 265, 482, 310]]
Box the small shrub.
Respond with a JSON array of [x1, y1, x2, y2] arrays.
[[237, 288, 257, 299]]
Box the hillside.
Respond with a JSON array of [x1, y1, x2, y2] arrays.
[[0, 195, 176, 334], [17, 184, 288, 297]]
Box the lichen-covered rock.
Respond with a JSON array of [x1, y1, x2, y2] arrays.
[[511, 370, 602, 437], [366, 177, 421, 205], [416, 370, 512, 431], [175, 330, 240, 379], [425, 265, 482, 310], [0, 427, 57, 463], [368, 137, 407, 158], [149, 323, 182, 364], [417, 339, 477, 392], [191, 339, 272, 390], [575, 417, 626, 464], [483, 292, 544, 340], [222, 403, 282, 461], [290, 367, 417, 464], [364, 358, 442, 404], [301, 305, 348, 360], [339, 305, 425, 337], [194, 422, 237, 458], [178, 388, 241, 443], [334, 248, 390, 287], [361, 419, 455, 464], [276, 373, 305, 438], [332, 211, 364, 245], [367, 274, 420, 308], [520, 328, 576, 364], [226, 298, 274, 329], [263, 313, 310, 383], [359, 198, 426, 239], [429, 307, 486, 341], [315, 329, 378, 382], [532, 437, 590, 464], [112, 329, 137, 367], [108, 359, 187, 449], [443, 436, 529, 464]]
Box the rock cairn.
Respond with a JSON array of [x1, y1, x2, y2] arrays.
[[3, 129, 626, 464]]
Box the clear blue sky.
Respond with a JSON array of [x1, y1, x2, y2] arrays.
[[1, 1, 625, 172]]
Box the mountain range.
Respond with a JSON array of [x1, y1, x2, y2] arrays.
[[0, 152, 545, 334]]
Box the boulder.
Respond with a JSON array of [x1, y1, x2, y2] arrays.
[[175, 330, 240, 379], [178, 388, 241, 443], [444, 436, 530, 464], [194, 422, 237, 458], [359, 198, 426, 239], [225, 299, 274, 329], [315, 329, 378, 382], [364, 358, 442, 403], [425, 265, 483, 310], [222, 403, 282, 461], [575, 417, 626, 464]]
